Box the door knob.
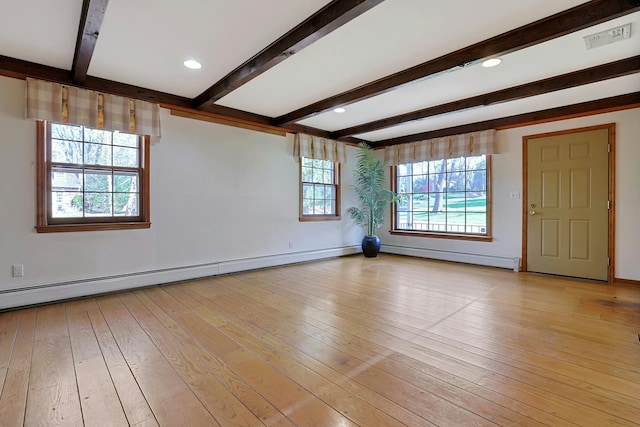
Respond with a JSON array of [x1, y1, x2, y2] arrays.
[[529, 210, 536, 215]]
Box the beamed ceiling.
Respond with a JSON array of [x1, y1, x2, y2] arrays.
[[0, 0, 638, 147]]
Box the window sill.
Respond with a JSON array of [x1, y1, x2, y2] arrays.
[[299, 215, 341, 222], [389, 229, 493, 242], [36, 222, 151, 233]]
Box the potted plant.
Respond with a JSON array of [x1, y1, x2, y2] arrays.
[[348, 142, 401, 257]]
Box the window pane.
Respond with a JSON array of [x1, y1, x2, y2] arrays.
[[466, 193, 487, 213], [429, 159, 445, 174], [323, 169, 333, 184], [397, 176, 410, 193], [397, 164, 409, 176], [429, 211, 446, 230], [113, 146, 138, 167], [84, 193, 112, 215], [396, 211, 410, 229], [51, 191, 84, 218], [414, 162, 429, 174], [467, 155, 486, 169], [84, 143, 112, 166], [466, 170, 486, 191], [301, 166, 313, 182], [325, 185, 334, 200], [302, 184, 313, 199], [429, 173, 446, 191], [113, 173, 138, 193], [412, 194, 427, 212], [113, 132, 138, 148], [412, 175, 427, 193], [85, 171, 112, 192], [312, 168, 323, 183], [431, 192, 445, 213], [114, 193, 138, 215], [51, 123, 82, 141], [314, 185, 325, 199], [84, 128, 112, 144], [51, 139, 83, 164], [302, 199, 314, 215], [51, 169, 83, 191], [447, 157, 465, 172], [325, 200, 335, 215]]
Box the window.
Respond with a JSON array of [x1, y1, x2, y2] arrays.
[[299, 157, 340, 221], [36, 121, 150, 232], [391, 155, 491, 240]]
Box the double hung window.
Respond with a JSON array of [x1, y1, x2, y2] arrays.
[[36, 121, 150, 232]]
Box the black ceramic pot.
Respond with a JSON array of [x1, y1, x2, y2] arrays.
[[361, 235, 381, 258]]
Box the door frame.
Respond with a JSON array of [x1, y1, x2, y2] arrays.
[[521, 123, 616, 283]]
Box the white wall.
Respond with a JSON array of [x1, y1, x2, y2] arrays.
[[380, 107, 640, 281], [0, 76, 362, 308], [1, 73, 638, 309]]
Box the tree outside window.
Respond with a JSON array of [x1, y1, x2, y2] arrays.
[[392, 155, 490, 238], [299, 157, 341, 221], [37, 121, 150, 232]]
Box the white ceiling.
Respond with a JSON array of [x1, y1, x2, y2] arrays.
[[0, 0, 638, 144]]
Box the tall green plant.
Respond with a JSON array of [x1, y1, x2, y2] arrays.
[[348, 143, 400, 236]]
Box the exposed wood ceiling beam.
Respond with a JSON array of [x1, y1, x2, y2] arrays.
[[0, 55, 345, 141], [72, 0, 109, 84], [331, 56, 640, 139], [194, 0, 384, 111], [0, 54, 192, 107], [274, 0, 640, 125], [370, 92, 640, 147]]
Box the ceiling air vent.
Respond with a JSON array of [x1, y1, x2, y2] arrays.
[[584, 23, 632, 50]]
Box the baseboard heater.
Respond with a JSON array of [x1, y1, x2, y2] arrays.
[[0, 245, 360, 311], [381, 245, 520, 271]]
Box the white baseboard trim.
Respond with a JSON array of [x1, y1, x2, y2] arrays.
[[381, 244, 520, 271], [0, 245, 360, 310]]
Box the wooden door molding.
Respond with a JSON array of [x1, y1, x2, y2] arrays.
[[522, 123, 615, 283]]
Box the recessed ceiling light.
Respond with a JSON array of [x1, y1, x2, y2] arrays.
[[481, 58, 502, 68], [333, 107, 346, 113], [183, 59, 202, 70]]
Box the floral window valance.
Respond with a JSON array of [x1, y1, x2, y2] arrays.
[[26, 78, 161, 137]]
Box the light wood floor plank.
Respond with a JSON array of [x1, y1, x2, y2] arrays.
[[66, 300, 129, 427], [83, 299, 159, 427], [0, 311, 21, 397], [0, 309, 36, 427], [25, 304, 83, 426], [119, 291, 266, 427], [134, 288, 296, 427], [0, 254, 638, 426], [167, 285, 420, 427], [143, 286, 360, 427], [96, 295, 219, 426], [198, 276, 559, 427], [185, 279, 503, 426]]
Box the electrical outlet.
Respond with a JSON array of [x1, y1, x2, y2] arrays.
[[12, 264, 24, 277], [288, 242, 294, 249]]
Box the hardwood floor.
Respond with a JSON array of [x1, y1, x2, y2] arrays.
[[0, 254, 639, 426]]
